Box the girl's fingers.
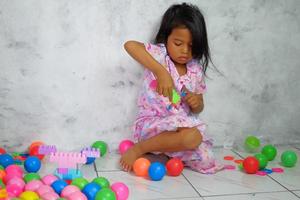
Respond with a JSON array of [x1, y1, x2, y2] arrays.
[[168, 87, 173, 102]]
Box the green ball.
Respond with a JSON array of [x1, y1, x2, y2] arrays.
[[244, 135, 260, 152], [0, 165, 4, 170], [71, 177, 89, 190], [261, 145, 277, 161], [238, 163, 244, 170], [254, 153, 268, 169], [92, 177, 110, 188], [23, 173, 41, 183], [95, 188, 116, 200], [92, 141, 108, 156], [281, 150, 298, 167]]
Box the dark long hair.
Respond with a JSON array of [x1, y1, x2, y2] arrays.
[[155, 3, 212, 75]]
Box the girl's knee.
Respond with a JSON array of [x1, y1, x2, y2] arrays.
[[180, 128, 202, 149]]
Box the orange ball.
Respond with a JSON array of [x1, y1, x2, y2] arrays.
[[29, 145, 45, 160], [133, 158, 151, 177], [0, 170, 6, 180], [29, 141, 44, 152]]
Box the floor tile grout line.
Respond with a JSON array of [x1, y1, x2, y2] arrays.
[[181, 172, 203, 198], [200, 190, 299, 198], [232, 149, 300, 199], [290, 191, 300, 199]]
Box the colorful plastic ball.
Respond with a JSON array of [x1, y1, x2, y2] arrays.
[[118, 140, 134, 155], [5, 165, 23, 177], [0, 169, 6, 180], [243, 156, 259, 174], [92, 141, 108, 156], [0, 153, 14, 168], [254, 153, 268, 169], [7, 177, 25, 189], [51, 179, 67, 195], [133, 158, 151, 177], [19, 191, 39, 200], [36, 185, 54, 196], [6, 184, 23, 197], [24, 173, 41, 183], [71, 177, 89, 190], [82, 182, 101, 200], [111, 182, 129, 200], [261, 145, 277, 161], [0, 147, 6, 154], [95, 188, 116, 200], [166, 158, 184, 176], [85, 157, 96, 165], [148, 162, 166, 181], [42, 174, 58, 185], [281, 150, 298, 167], [25, 180, 43, 192], [29, 145, 45, 160], [0, 165, 4, 170], [29, 141, 44, 152], [244, 135, 260, 152], [92, 177, 110, 188], [67, 191, 88, 200], [24, 156, 41, 173], [61, 185, 80, 198], [40, 191, 60, 200]]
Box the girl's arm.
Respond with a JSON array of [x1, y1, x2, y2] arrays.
[[124, 41, 174, 101]]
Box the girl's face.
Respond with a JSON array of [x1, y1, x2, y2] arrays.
[[166, 27, 193, 65]]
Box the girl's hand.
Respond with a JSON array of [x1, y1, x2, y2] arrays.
[[182, 86, 204, 113], [155, 69, 174, 102]]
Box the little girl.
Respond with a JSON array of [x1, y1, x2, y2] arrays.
[[120, 3, 223, 174]]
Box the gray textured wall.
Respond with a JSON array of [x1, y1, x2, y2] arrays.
[[0, 0, 299, 151]]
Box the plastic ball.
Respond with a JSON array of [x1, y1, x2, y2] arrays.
[[243, 156, 259, 174], [25, 180, 43, 192], [0, 154, 14, 168], [67, 191, 88, 200], [6, 184, 23, 197], [0, 169, 6, 180], [261, 145, 277, 161], [166, 158, 184, 176], [85, 157, 96, 165], [23, 173, 41, 183], [19, 191, 39, 200], [0, 147, 6, 154], [29, 141, 44, 152], [42, 174, 58, 185], [92, 141, 108, 156], [36, 185, 54, 196], [51, 179, 67, 195], [133, 158, 151, 177], [24, 156, 41, 173], [148, 162, 166, 181], [40, 191, 60, 200], [111, 182, 129, 200], [92, 177, 110, 188], [95, 188, 116, 200], [118, 140, 134, 155], [244, 135, 260, 152], [61, 185, 80, 198], [281, 150, 298, 167], [29, 145, 45, 160], [7, 177, 25, 189], [254, 153, 268, 169], [71, 177, 89, 190], [82, 182, 101, 200], [5, 165, 23, 177]]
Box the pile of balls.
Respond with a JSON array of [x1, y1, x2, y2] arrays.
[[242, 136, 298, 175]]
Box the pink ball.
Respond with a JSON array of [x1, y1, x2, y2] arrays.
[[111, 182, 129, 200], [5, 165, 23, 177], [118, 140, 134, 155], [36, 185, 54, 196], [6, 184, 23, 197], [25, 180, 43, 192], [40, 192, 60, 200], [42, 174, 58, 185], [61, 185, 80, 197], [7, 177, 25, 189], [3, 173, 20, 184], [67, 191, 88, 200]]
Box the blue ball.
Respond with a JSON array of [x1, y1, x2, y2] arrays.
[[51, 179, 67, 195], [0, 154, 14, 168], [86, 157, 96, 164], [82, 182, 101, 200], [148, 162, 166, 181], [24, 156, 41, 173]]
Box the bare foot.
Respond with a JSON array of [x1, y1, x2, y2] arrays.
[[119, 145, 143, 172]]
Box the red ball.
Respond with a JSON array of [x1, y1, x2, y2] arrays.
[[29, 145, 45, 160], [166, 158, 184, 176], [0, 147, 6, 154], [243, 156, 259, 174]]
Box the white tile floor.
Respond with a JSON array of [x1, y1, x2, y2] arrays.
[[40, 145, 300, 199]]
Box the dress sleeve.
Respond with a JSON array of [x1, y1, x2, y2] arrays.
[[195, 66, 207, 94], [144, 43, 167, 66]]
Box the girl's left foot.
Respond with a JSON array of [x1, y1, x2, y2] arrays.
[[119, 145, 143, 172]]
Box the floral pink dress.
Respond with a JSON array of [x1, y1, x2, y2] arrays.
[[133, 43, 223, 174]]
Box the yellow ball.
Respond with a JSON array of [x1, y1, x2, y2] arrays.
[[19, 191, 39, 200]]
